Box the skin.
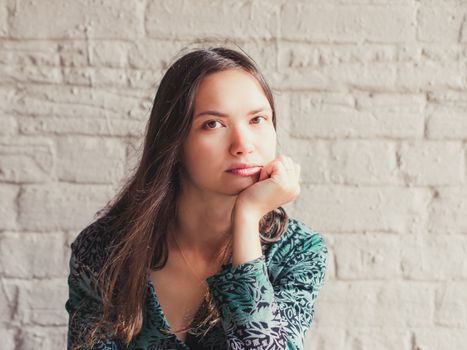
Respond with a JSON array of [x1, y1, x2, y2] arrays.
[[170, 68, 301, 276]]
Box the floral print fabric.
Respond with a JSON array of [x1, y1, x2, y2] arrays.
[[66, 217, 328, 350]]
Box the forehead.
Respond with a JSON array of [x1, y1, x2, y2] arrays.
[[194, 69, 270, 112]]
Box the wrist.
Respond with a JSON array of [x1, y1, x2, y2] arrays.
[[233, 207, 263, 223], [231, 205, 263, 267], [233, 202, 263, 223]]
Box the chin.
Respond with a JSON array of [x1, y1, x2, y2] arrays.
[[224, 180, 257, 195]]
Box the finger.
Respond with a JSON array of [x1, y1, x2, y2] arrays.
[[273, 159, 288, 181], [261, 158, 286, 181], [258, 166, 269, 181], [259, 160, 275, 181]]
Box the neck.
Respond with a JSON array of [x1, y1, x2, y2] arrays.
[[169, 180, 236, 263]]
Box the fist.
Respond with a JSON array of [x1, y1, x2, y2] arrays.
[[235, 154, 301, 219]]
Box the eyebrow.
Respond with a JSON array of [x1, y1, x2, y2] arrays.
[[194, 106, 272, 119]]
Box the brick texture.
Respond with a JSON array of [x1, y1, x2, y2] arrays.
[[0, 1, 465, 349]]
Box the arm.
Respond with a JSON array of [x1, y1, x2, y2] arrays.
[[206, 154, 327, 349], [272, 231, 328, 349], [65, 250, 123, 350], [206, 214, 328, 349]]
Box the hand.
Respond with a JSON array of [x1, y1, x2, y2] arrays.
[[235, 154, 301, 219]]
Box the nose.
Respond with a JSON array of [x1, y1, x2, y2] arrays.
[[229, 124, 254, 156]]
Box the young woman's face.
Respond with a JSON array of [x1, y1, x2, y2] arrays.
[[181, 68, 277, 196]]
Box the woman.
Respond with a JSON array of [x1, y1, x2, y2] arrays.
[[65, 46, 328, 350]]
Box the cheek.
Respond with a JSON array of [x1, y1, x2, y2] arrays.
[[258, 128, 277, 156], [197, 137, 223, 158], [184, 138, 223, 172]]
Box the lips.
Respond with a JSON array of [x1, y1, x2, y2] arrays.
[[226, 166, 262, 176], [227, 163, 261, 171]]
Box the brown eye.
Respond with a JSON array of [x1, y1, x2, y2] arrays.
[[202, 120, 222, 129], [252, 116, 267, 124]]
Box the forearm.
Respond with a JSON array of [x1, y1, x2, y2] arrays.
[[206, 245, 289, 350], [231, 206, 263, 267]]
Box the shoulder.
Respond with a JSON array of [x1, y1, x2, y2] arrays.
[[70, 215, 118, 272]]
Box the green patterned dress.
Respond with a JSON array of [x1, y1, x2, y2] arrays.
[[66, 216, 328, 350]]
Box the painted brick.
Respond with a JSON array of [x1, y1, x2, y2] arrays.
[[332, 233, 402, 280], [0, 1, 465, 349], [17, 326, 67, 349], [56, 136, 126, 184], [0, 116, 18, 136], [413, 328, 467, 349], [401, 235, 467, 280], [17, 184, 115, 231], [435, 282, 467, 327], [0, 137, 54, 183], [316, 281, 434, 327], [0, 1, 7, 37], [295, 186, 432, 234], [0, 328, 16, 350], [146, 0, 279, 40], [289, 92, 425, 139], [288, 138, 401, 185], [429, 187, 467, 234], [10, 0, 145, 39], [399, 141, 464, 185], [417, 4, 467, 43], [0, 184, 18, 231], [281, 4, 416, 43], [0, 232, 68, 278], [15, 278, 68, 326]]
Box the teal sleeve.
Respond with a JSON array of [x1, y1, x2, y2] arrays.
[[65, 251, 123, 350], [206, 233, 328, 350]]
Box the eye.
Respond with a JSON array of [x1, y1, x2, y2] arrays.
[[202, 119, 223, 130], [251, 115, 268, 124]]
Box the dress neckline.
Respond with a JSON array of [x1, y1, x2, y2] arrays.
[[146, 274, 199, 349]]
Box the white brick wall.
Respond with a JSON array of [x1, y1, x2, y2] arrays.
[[0, 1, 466, 349]]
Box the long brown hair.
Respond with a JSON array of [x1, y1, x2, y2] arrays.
[[75, 45, 289, 349]]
